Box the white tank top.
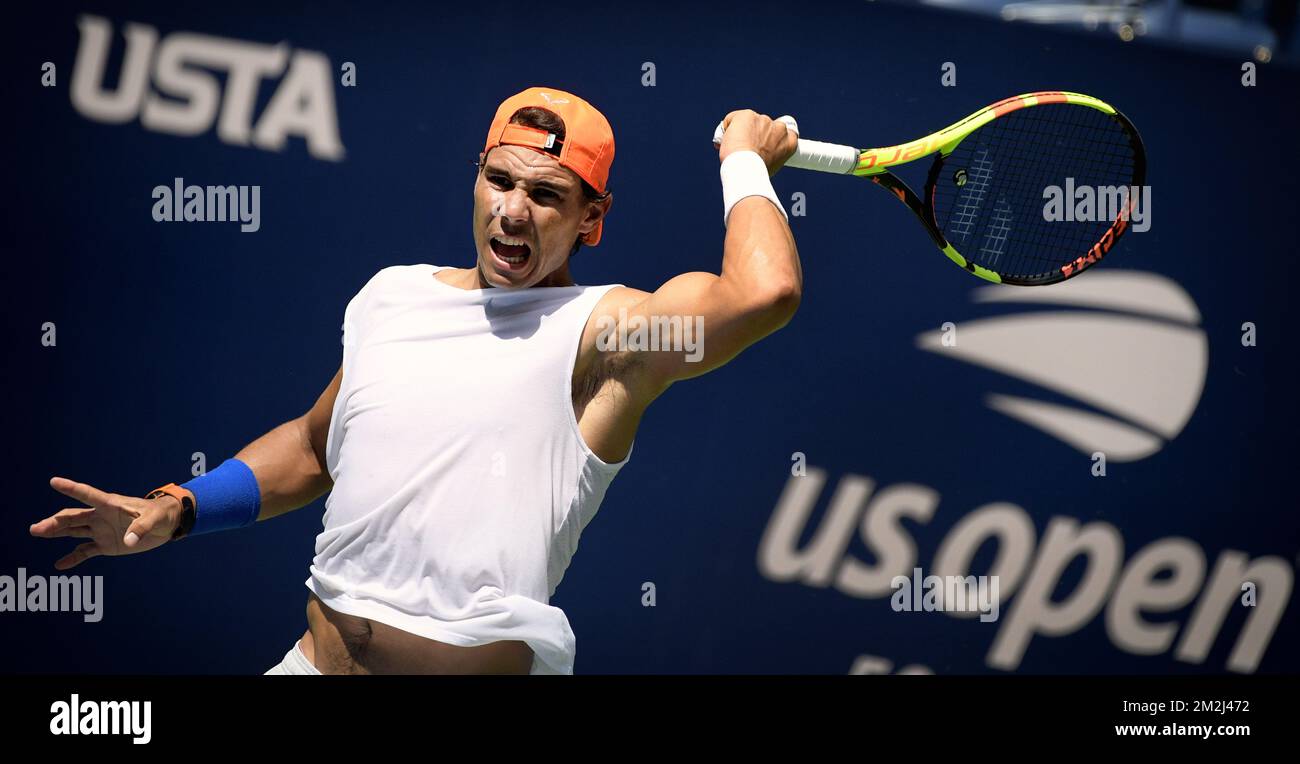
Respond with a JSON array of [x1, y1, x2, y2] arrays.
[[306, 264, 633, 674]]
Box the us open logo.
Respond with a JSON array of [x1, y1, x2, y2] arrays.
[[915, 270, 1207, 461]]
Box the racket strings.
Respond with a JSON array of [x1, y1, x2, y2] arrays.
[[930, 104, 1141, 282]]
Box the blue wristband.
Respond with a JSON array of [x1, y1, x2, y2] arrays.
[[180, 458, 262, 535]]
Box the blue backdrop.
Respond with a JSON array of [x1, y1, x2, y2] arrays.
[[4, 0, 1297, 674]]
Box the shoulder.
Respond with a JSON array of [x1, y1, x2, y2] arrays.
[[573, 286, 652, 382], [578, 285, 652, 350], [374, 263, 431, 283], [588, 285, 650, 321], [356, 264, 432, 295], [577, 285, 642, 344]]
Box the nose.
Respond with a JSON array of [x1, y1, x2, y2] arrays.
[[495, 187, 530, 229]]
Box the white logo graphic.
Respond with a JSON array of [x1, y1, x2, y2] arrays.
[[916, 271, 1207, 461], [538, 92, 569, 105]]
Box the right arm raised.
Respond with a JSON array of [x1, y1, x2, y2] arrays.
[[237, 364, 342, 521]]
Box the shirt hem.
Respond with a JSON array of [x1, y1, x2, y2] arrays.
[[304, 578, 574, 675]]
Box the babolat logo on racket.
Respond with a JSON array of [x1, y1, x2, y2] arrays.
[[1042, 180, 1151, 279], [1061, 214, 1127, 279]]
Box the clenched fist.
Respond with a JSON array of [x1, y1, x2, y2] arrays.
[[716, 110, 800, 176]]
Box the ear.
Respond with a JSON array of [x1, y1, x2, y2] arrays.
[[579, 193, 613, 240]]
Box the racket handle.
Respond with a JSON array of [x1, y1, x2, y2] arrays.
[[712, 117, 859, 175], [785, 139, 860, 174]]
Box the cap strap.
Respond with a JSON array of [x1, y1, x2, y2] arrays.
[[497, 123, 558, 152]]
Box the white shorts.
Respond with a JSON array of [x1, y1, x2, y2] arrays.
[[264, 639, 322, 675]]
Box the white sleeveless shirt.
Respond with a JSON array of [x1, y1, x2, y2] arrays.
[[306, 264, 633, 674]]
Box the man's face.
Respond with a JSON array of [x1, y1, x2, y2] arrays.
[[472, 144, 606, 289]]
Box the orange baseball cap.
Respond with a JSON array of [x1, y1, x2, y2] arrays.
[[481, 86, 615, 246]]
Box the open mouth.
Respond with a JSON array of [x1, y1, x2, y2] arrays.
[[490, 235, 532, 268]]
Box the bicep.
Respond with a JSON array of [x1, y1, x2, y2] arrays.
[[302, 365, 342, 476], [619, 271, 795, 388]]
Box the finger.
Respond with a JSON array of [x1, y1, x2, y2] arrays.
[[32, 523, 95, 540], [716, 109, 761, 147], [719, 109, 755, 133], [29, 507, 96, 537], [123, 510, 165, 548], [54, 542, 101, 571], [49, 477, 114, 508]]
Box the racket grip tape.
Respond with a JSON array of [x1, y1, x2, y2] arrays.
[[712, 116, 859, 175]]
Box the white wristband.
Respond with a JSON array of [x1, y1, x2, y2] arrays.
[[720, 150, 787, 226]]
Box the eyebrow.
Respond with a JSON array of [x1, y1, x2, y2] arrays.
[[484, 166, 572, 195]]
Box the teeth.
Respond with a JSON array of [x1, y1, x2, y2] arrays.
[[492, 234, 529, 265]]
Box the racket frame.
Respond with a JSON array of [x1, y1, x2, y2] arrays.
[[796, 91, 1147, 285]]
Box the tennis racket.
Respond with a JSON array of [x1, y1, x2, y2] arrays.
[[713, 92, 1147, 286]]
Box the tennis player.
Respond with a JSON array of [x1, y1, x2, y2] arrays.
[[32, 86, 802, 674]]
